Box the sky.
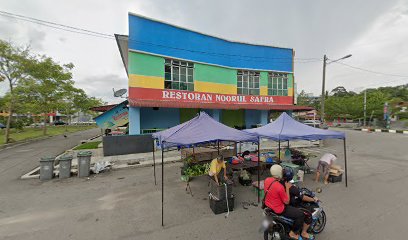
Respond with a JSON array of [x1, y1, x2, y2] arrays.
[[0, 0, 407, 104]]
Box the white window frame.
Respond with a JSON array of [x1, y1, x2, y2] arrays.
[[237, 70, 260, 95], [164, 59, 194, 91]]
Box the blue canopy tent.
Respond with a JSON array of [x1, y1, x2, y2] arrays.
[[152, 111, 259, 226], [245, 112, 348, 187]]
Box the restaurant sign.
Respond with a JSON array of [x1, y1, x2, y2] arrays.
[[129, 87, 293, 108]]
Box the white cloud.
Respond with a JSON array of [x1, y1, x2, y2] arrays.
[[0, 0, 407, 101]]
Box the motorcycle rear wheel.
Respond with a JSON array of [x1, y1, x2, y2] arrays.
[[312, 210, 326, 234], [264, 223, 286, 240]]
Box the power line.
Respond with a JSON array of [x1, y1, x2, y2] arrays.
[[334, 61, 408, 78], [0, 10, 322, 62], [0, 10, 113, 38]]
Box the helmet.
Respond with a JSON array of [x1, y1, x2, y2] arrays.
[[270, 165, 283, 179], [283, 168, 294, 182]]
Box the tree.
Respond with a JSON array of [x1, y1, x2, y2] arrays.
[[16, 56, 74, 135], [58, 88, 102, 126], [331, 86, 349, 97], [0, 40, 31, 143]]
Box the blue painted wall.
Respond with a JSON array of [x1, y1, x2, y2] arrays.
[[129, 107, 140, 135], [129, 14, 293, 72], [140, 107, 180, 130]]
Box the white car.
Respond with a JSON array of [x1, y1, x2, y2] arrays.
[[303, 120, 322, 128]]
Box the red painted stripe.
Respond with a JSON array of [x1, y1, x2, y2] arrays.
[[128, 87, 310, 111]]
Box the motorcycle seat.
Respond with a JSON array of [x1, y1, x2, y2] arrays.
[[265, 208, 295, 225]]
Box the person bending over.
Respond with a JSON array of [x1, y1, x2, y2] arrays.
[[208, 155, 228, 185], [315, 153, 337, 184]]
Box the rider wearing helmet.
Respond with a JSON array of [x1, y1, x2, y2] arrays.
[[283, 168, 318, 208], [264, 165, 312, 240], [283, 168, 317, 239]]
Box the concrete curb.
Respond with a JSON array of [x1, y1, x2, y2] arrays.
[[355, 128, 408, 134], [20, 134, 102, 180]]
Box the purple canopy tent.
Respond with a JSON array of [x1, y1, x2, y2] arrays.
[[245, 112, 348, 187], [152, 111, 258, 226]]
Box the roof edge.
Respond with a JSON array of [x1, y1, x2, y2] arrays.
[[128, 12, 293, 51]]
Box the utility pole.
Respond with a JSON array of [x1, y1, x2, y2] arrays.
[[363, 89, 367, 126], [320, 55, 327, 123], [320, 54, 352, 123]]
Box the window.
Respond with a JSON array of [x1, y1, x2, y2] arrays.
[[268, 72, 288, 96], [164, 59, 194, 91], [237, 70, 260, 95]]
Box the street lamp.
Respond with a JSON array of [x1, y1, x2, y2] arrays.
[[320, 54, 352, 122]]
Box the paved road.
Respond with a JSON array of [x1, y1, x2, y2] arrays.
[[0, 128, 100, 189], [0, 129, 407, 239]]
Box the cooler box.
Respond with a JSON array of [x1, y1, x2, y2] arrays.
[[209, 179, 233, 200], [329, 173, 343, 183], [209, 194, 235, 214]]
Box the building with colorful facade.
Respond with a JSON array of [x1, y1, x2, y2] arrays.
[[117, 13, 311, 135]]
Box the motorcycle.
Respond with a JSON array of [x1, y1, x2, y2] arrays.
[[261, 188, 326, 240]]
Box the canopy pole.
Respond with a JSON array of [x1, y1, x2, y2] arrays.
[[217, 140, 220, 155], [287, 140, 290, 148], [257, 139, 261, 203], [278, 141, 281, 162], [152, 140, 156, 185], [161, 146, 164, 226], [343, 138, 348, 187]]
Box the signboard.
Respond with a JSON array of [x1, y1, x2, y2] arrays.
[[94, 101, 129, 129], [128, 87, 293, 110]]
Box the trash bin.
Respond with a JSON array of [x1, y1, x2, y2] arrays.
[[77, 151, 92, 177], [40, 156, 55, 181], [59, 155, 73, 179]]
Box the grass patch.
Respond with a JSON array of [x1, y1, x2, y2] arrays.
[[73, 141, 102, 150], [0, 125, 97, 145]]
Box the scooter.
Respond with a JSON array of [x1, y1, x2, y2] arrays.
[[261, 188, 326, 240]]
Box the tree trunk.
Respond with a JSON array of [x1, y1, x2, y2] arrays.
[[4, 83, 14, 144], [42, 114, 47, 135], [4, 102, 13, 144]]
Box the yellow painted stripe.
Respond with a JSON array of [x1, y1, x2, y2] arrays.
[[260, 86, 268, 96], [129, 74, 164, 89], [288, 87, 294, 96], [194, 80, 237, 94]]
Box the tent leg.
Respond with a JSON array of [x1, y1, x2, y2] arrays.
[[278, 141, 281, 162], [153, 141, 156, 185], [257, 139, 260, 203], [343, 139, 348, 187], [161, 147, 164, 226], [287, 140, 290, 148], [217, 140, 220, 155]]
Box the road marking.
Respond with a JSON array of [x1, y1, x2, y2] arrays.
[[15, 149, 33, 153]]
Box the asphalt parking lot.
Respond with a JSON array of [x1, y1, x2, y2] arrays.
[[0, 129, 407, 240]]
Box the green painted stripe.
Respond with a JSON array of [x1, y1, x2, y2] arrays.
[[287, 74, 293, 88], [128, 52, 164, 77], [194, 63, 237, 85], [260, 72, 268, 86]]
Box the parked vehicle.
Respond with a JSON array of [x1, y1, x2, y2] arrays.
[[53, 120, 67, 126], [303, 120, 322, 128], [0, 123, 5, 129], [30, 122, 46, 127], [261, 187, 326, 240]]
